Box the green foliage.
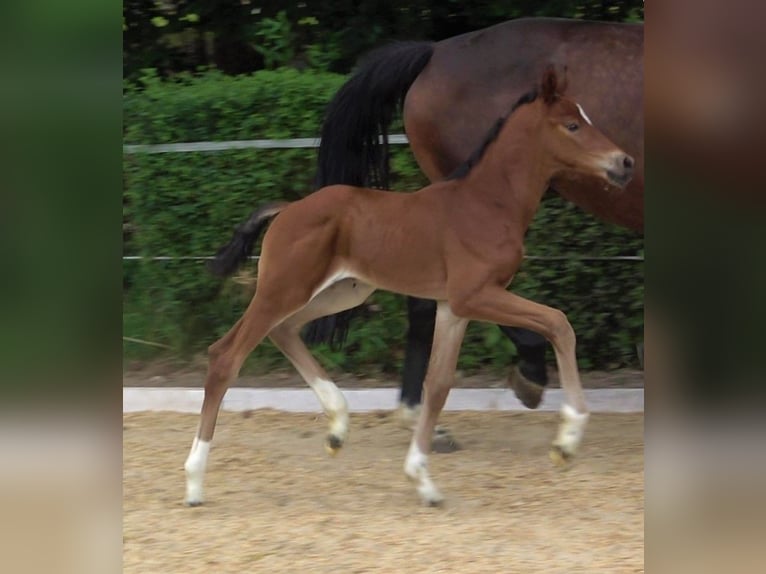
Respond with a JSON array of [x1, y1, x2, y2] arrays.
[[253, 11, 295, 70], [123, 68, 643, 375], [516, 193, 644, 370]]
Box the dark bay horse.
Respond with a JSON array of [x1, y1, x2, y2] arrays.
[[185, 68, 634, 506], [306, 17, 644, 416]]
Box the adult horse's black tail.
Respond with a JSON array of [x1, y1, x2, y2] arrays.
[[313, 41, 434, 190], [304, 41, 434, 348]]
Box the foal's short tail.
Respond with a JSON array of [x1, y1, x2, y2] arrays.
[[304, 41, 434, 348], [207, 202, 288, 277]]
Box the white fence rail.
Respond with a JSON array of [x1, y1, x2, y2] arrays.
[[123, 135, 410, 154]]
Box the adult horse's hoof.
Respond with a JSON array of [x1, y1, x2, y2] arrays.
[[549, 444, 574, 467], [432, 426, 461, 453], [508, 366, 545, 409], [185, 499, 204, 507]]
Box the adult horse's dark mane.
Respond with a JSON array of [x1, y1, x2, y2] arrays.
[[446, 89, 538, 181]]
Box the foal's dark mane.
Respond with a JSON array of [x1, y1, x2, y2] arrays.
[[446, 88, 538, 180]]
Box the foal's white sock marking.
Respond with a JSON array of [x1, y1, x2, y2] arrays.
[[184, 438, 210, 504], [311, 378, 349, 440], [554, 404, 590, 454], [405, 439, 443, 504], [576, 102, 594, 126]]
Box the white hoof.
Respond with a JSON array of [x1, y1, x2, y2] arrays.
[[552, 404, 589, 460], [184, 439, 210, 506], [405, 440, 445, 506], [184, 484, 204, 507], [313, 378, 349, 444], [417, 481, 444, 506]]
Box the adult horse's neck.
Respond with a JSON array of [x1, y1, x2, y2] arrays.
[[456, 102, 551, 234]]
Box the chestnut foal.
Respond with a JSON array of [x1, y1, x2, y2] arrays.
[[184, 68, 633, 506]]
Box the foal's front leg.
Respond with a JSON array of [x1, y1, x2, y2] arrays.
[[451, 286, 589, 463], [404, 302, 468, 505]]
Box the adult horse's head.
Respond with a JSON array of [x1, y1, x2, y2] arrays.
[[537, 66, 634, 189]]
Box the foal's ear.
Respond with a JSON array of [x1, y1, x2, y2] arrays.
[[541, 64, 568, 104]]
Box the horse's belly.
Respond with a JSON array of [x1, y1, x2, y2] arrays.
[[347, 254, 447, 301]]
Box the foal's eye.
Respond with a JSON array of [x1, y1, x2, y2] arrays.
[[566, 122, 580, 132]]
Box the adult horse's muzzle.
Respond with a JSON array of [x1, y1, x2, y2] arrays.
[[606, 152, 634, 188]]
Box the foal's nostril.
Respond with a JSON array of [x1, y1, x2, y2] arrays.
[[623, 155, 635, 170]]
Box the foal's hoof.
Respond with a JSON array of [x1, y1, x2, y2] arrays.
[[325, 434, 344, 456], [549, 444, 574, 467], [423, 494, 445, 508], [185, 499, 204, 508], [508, 367, 545, 409], [418, 486, 445, 507]]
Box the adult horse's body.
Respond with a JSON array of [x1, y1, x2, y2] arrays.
[[184, 69, 633, 506], [308, 17, 644, 413]]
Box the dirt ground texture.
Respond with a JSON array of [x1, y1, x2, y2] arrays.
[[124, 410, 644, 573]]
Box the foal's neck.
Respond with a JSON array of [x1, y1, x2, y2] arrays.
[[459, 106, 551, 232]]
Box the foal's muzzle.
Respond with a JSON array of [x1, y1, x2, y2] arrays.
[[606, 152, 634, 188]]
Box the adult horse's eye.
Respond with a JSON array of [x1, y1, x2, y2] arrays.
[[566, 122, 579, 132]]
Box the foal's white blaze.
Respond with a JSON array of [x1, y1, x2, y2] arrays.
[[310, 377, 349, 441], [404, 439, 443, 504], [184, 437, 211, 505], [554, 403, 590, 454], [576, 102, 593, 126]]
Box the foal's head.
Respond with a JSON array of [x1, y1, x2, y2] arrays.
[[535, 67, 634, 188]]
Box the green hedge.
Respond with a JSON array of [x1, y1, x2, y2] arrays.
[[123, 68, 643, 374]]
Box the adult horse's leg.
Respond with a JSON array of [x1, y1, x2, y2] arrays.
[[452, 288, 589, 464], [498, 326, 549, 408], [398, 297, 435, 421], [404, 302, 468, 505]]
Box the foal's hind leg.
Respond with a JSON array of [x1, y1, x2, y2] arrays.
[[271, 278, 375, 454], [270, 325, 349, 453], [184, 295, 301, 506], [404, 302, 468, 505]]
